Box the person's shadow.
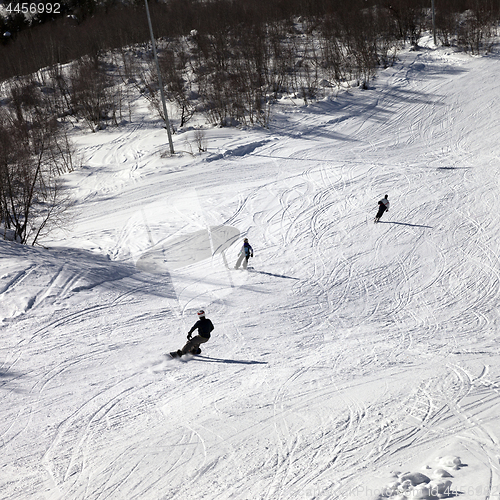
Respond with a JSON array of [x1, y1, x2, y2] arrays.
[[378, 221, 433, 229], [193, 356, 267, 365], [248, 268, 300, 280]]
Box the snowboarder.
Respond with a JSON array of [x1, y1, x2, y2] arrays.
[[171, 310, 214, 358], [374, 195, 390, 223], [234, 238, 253, 269]]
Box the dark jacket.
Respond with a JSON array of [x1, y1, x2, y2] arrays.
[[242, 242, 253, 257], [188, 317, 214, 339]]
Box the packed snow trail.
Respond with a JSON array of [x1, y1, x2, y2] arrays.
[[1, 43, 500, 500]]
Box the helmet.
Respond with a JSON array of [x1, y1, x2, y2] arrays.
[[197, 310, 205, 318], [244, 238, 248, 242]]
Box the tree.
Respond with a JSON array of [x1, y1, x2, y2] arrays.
[[0, 80, 74, 245], [70, 56, 118, 131]]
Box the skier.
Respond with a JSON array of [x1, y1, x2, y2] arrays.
[[374, 195, 390, 223], [172, 310, 214, 357], [234, 238, 253, 269]]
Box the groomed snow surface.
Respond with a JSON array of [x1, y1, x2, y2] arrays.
[[2, 39, 500, 500]]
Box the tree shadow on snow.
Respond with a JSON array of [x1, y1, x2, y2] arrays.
[[0, 370, 24, 392], [192, 356, 267, 365], [379, 221, 433, 229]]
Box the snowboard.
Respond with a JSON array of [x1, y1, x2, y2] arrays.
[[169, 347, 202, 358]]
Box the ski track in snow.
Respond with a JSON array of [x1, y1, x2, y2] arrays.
[[1, 42, 500, 499]]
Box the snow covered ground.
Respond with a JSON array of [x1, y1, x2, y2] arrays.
[[2, 38, 500, 500]]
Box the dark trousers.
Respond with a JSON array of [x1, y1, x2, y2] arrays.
[[181, 335, 209, 355], [375, 207, 387, 220]]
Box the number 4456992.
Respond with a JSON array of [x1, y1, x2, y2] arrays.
[[5, 3, 61, 14]]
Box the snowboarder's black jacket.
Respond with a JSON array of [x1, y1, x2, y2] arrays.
[[188, 317, 214, 339]]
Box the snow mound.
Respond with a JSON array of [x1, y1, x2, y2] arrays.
[[435, 456, 462, 470], [205, 139, 273, 161], [374, 456, 463, 499]]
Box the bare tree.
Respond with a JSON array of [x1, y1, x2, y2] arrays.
[[0, 81, 74, 245], [70, 56, 117, 131], [159, 46, 196, 128], [457, 2, 499, 54]]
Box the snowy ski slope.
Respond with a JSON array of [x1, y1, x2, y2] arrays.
[[1, 39, 500, 500]]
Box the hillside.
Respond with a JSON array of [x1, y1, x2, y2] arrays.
[[1, 38, 500, 499]]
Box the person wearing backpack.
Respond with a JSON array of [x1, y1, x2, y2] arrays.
[[234, 238, 254, 269]]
